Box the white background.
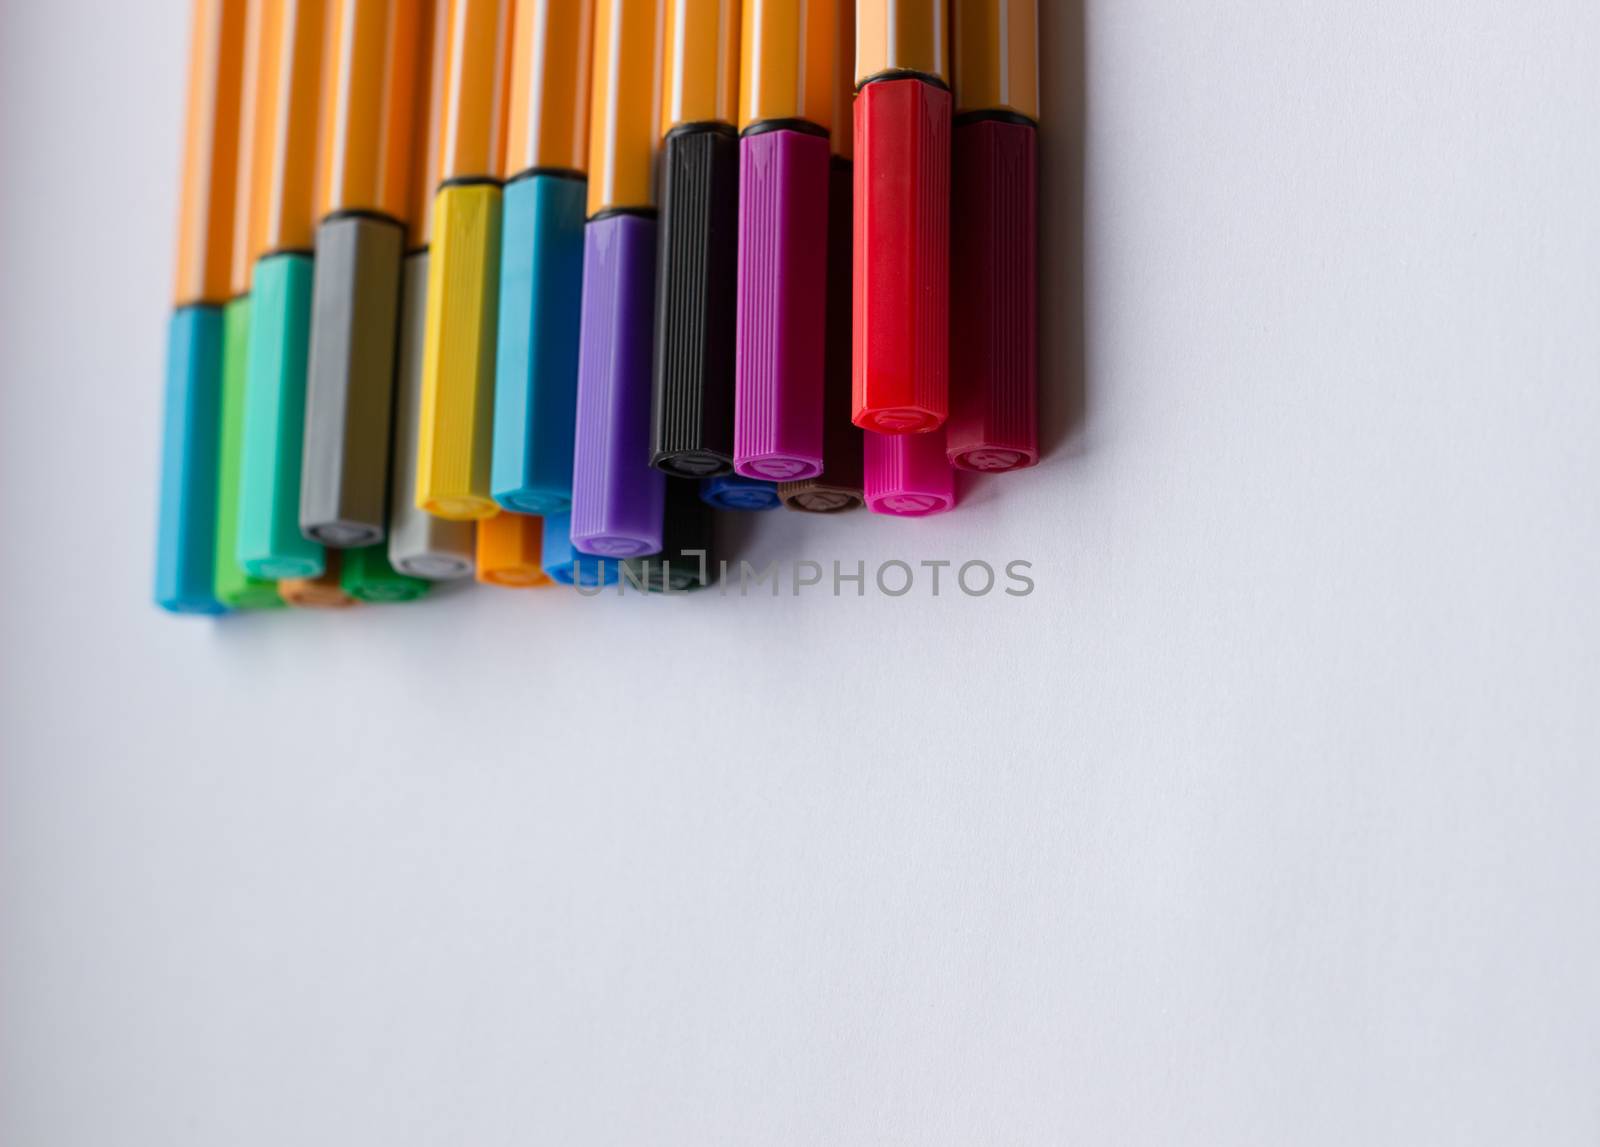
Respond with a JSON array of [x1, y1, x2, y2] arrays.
[[3, 2, 1598, 1144]]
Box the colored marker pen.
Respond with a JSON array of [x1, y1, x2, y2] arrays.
[[492, 0, 595, 514], [864, 424, 956, 515], [700, 474, 779, 511], [415, 0, 516, 521], [236, 0, 329, 580], [853, 0, 950, 434], [388, 0, 478, 580], [622, 477, 717, 591], [279, 549, 356, 608], [649, 0, 740, 478], [948, 0, 1037, 472], [778, 5, 864, 513], [731, 0, 839, 481], [570, 0, 667, 559], [540, 512, 620, 586], [215, 1, 286, 610], [156, 0, 246, 614], [476, 511, 551, 587], [341, 543, 431, 603], [299, 0, 426, 546]]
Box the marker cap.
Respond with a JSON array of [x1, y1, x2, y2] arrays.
[[476, 511, 552, 587], [541, 512, 621, 586], [733, 128, 830, 479], [492, 172, 587, 513], [279, 550, 356, 607], [663, 0, 740, 134], [415, 182, 504, 520], [855, 0, 948, 86], [174, 0, 246, 307], [951, 0, 1037, 121], [571, 213, 666, 557], [237, 252, 325, 579], [505, 0, 595, 179], [948, 116, 1036, 472], [778, 157, 863, 512], [214, 298, 284, 608], [622, 479, 718, 591], [851, 76, 950, 433], [739, 0, 837, 132], [864, 425, 956, 515], [388, 252, 477, 579], [650, 125, 739, 477], [301, 214, 405, 545], [316, 0, 424, 221], [700, 475, 780, 510], [435, 0, 516, 183], [155, 306, 226, 614], [587, 0, 667, 216], [341, 543, 432, 602]]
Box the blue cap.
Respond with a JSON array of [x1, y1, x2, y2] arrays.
[[699, 474, 780, 511], [541, 512, 620, 587], [492, 173, 588, 515], [154, 305, 226, 614]]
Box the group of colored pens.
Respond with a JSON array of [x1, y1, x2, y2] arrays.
[[154, 0, 1038, 613]]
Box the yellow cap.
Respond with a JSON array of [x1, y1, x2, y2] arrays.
[[174, 0, 247, 307], [476, 512, 551, 586], [408, 0, 448, 246], [951, 0, 1036, 121], [415, 183, 503, 520], [738, 0, 837, 132], [663, 0, 740, 134], [855, 0, 947, 86], [830, 0, 854, 157], [436, 0, 516, 183], [244, 0, 329, 261], [316, 0, 425, 221], [505, 0, 596, 179], [587, 0, 667, 215]]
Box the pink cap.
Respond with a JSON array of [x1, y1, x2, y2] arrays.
[[864, 427, 956, 517]]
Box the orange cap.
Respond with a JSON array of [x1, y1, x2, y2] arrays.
[[663, 0, 739, 134], [174, 0, 247, 307], [855, 0, 947, 86], [738, 0, 837, 132], [241, 0, 329, 263], [315, 0, 426, 222], [476, 512, 551, 586], [407, 0, 448, 246], [830, 0, 854, 156], [436, 0, 516, 183], [951, 0, 1036, 121], [587, 0, 667, 215], [505, 0, 595, 179], [279, 552, 357, 607]]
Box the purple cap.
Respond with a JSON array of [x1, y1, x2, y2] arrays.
[[733, 129, 829, 482], [571, 213, 666, 558], [865, 427, 957, 517]]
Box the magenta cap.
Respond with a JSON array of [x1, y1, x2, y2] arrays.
[[733, 128, 829, 482], [864, 427, 957, 517]]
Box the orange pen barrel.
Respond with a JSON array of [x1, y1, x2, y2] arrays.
[[242, 0, 329, 266], [173, 0, 247, 309], [730, 0, 841, 480], [852, 0, 951, 434], [300, 0, 431, 550], [435, 0, 517, 187], [947, 0, 1038, 471], [409, 0, 452, 250], [504, 0, 595, 182], [586, 0, 668, 218]]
